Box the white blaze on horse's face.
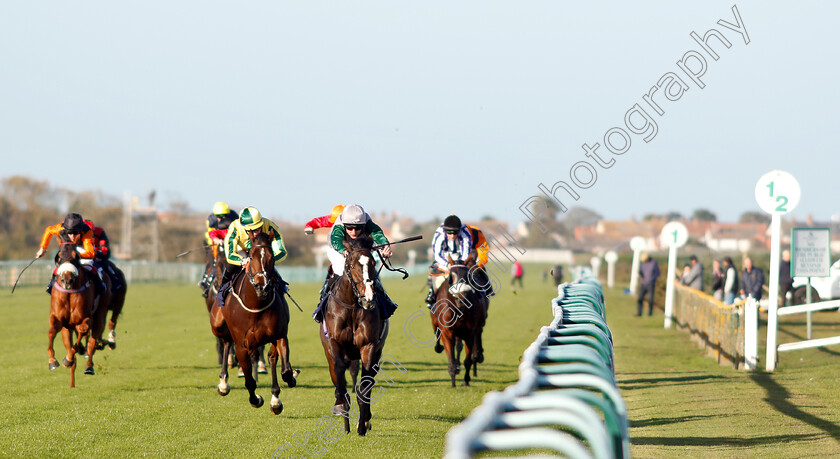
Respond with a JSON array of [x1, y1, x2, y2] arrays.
[[359, 255, 375, 304], [56, 262, 78, 288]]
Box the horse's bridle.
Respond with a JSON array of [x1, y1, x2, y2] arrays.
[[245, 243, 273, 290], [331, 247, 375, 309]]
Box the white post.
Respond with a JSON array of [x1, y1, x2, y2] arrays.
[[744, 297, 758, 370], [607, 261, 615, 288], [664, 244, 678, 329], [806, 277, 813, 340], [590, 256, 602, 281], [766, 213, 781, 371]]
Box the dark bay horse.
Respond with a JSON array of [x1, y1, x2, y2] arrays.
[[90, 259, 127, 352], [320, 235, 388, 436], [210, 230, 297, 414], [430, 254, 487, 387], [203, 247, 227, 366], [47, 233, 97, 387]]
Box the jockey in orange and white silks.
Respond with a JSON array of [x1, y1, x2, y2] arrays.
[[36, 213, 105, 295]]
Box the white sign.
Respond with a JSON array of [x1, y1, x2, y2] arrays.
[[629, 236, 645, 250], [791, 228, 831, 277], [754, 170, 801, 215], [659, 222, 688, 248]]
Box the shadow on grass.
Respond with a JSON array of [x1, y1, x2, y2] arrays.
[[750, 372, 840, 442], [630, 414, 718, 427], [632, 433, 826, 446], [619, 374, 727, 390]]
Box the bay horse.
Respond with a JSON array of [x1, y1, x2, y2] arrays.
[[47, 232, 97, 387], [89, 259, 127, 352], [430, 253, 487, 387], [210, 230, 297, 414], [203, 247, 227, 366], [320, 235, 389, 436]]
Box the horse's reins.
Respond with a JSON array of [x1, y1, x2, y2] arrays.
[[229, 243, 281, 313]]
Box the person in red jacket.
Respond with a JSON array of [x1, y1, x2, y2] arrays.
[[84, 220, 124, 292], [303, 204, 345, 235]]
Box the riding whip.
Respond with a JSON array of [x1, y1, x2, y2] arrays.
[[11, 258, 39, 294], [285, 291, 304, 312], [175, 244, 214, 259]]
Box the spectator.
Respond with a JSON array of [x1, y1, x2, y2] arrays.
[[511, 260, 524, 292], [637, 253, 660, 316], [682, 254, 704, 291], [723, 257, 738, 305], [551, 264, 564, 286], [680, 264, 691, 283], [711, 259, 724, 301], [779, 249, 793, 306], [740, 256, 765, 301]]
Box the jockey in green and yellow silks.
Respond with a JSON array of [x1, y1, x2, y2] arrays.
[[224, 206, 287, 267]]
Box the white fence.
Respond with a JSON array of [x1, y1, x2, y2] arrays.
[[0, 260, 428, 289]]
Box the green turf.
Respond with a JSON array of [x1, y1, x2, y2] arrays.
[[3, 274, 839, 458]]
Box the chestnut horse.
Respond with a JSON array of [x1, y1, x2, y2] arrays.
[[210, 230, 297, 414], [320, 235, 388, 436], [47, 232, 98, 387], [430, 253, 487, 387]]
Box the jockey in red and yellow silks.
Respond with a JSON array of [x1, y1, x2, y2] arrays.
[[304, 204, 345, 235]]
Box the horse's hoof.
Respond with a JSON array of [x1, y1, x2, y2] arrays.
[[282, 370, 297, 388], [270, 396, 283, 415], [107, 341, 116, 350], [257, 362, 267, 374], [251, 395, 264, 408], [477, 354, 484, 364], [434, 342, 444, 354], [95, 342, 105, 351], [84, 366, 95, 375], [217, 385, 230, 396], [61, 357, 74, 368], [332, 404, 347, 416], [366, 421, 372, 431], [237, 368, 245, 378], [48, 361, 59, 371]]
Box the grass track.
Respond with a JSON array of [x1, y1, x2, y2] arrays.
[[3, 273, 840, 458]]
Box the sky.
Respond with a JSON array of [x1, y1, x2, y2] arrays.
[[2, 1, 838, 226]]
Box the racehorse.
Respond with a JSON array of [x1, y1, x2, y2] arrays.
[[320, 235, 388, 436], [47, 232, 97, 387], [430, 253, 487, 387], [90, 259, 127, 352], [210, 230, 297, 414], [204, 248, 227, 365]]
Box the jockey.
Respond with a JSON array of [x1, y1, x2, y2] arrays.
[[36, 213, 104, 295], [425, 214, 473, 305], [84, 220, 123, 292], [199, 202, 239, 292], [303, 204, 345, 235], [312, 204, 397, 323], [216, 207, 288, 306]]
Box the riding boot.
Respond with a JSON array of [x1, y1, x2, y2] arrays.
[[425, 287, 436, 309], [46, 273, 56, 294], [216, 266, 239, 309], [312, 274, 333, 323]]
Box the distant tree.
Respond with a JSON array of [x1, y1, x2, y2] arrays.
[[642, 213, 658, 221], [561, 206, 602, 230], [691, 208, 717, 222], [665, 211, 682, 221], [480, 215, 495, 221], [739, 211, 770, 224]]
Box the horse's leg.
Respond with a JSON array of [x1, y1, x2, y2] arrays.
[[328, 342, 351, 433], [107, 288, 127, 348], [84, 327, 97, 375], [277, 337, 297, 388], [47, 315, 61, 370], [216, 337, 224, 366], [267, 343, 283, 415], [454, 338, 463, 372], [60, 327, 75, 368], [356, 344, 380, 436], [349, 359, 359, 393], [462, 336, 473, 387], [440, 330, 458, 387], [217, 341, 231, 396], [236, 345, 263, 408]]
